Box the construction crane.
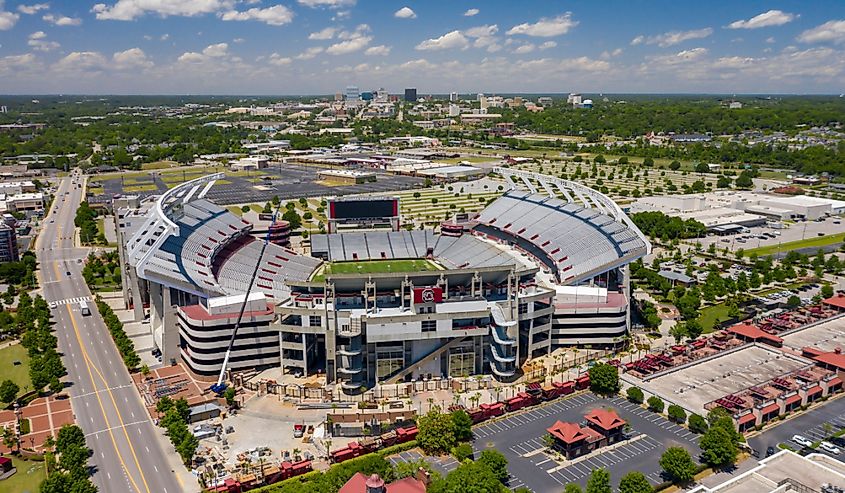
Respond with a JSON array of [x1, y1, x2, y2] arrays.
[[210, 201, 284, 395]]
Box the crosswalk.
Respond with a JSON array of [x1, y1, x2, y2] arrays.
[[49, 296, 91, 309]]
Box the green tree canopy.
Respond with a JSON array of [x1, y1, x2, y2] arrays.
[[660, 447, 697, 484]]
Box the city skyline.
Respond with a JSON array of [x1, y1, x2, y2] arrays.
[[0, 0, 843, 94]]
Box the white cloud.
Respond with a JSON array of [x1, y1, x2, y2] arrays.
[[295, 46, 323, 59], [365, 45, 390, 56], [28, 31, 60, 51], [337, 24, 369, 39], [161, 33, 169, 41], [416, 30, 469, 51], [632, 27, 713, 48], [538, 41, 556, 50], [54, 51, 108, 71], [463, 8, 479, 17], [113, 47, 153, 69], [0, 53, 38, 71], [506, 12, 577, 37], [797, 20, 845, 45], [268, 53, 291, 66], [326, 34, 372, 54], [219, 5, 293, 26], [394, 6, 415, 19], [92, 0, 236, 21], [297, 0, 354, 8], [464, 24, 497, 38], [177, 51, 205, 63], [728, 10, 796, 29], [308, 27, 337, 40], [202, 42, 229, 57], [600, 48, 623, 59], [17, 3, 49, 14], [232, 37, 244, 43], [766, 36, 775, 43], [43, 14, 83, 26], [512, 43, 535, 54], [0, 3, 19, 30]]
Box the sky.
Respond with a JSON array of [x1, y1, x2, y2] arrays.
[[0, 0, 844, 95]]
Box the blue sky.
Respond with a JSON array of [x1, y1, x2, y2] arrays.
[[0, 0, 844, 94]]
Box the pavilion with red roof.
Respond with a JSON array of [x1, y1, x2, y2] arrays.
[[339, 471, 428, 493], [822, 293, 845, 311], [584, 408, 627, 445], [726, 323, 783, 347], [546, 420, 604, 459]]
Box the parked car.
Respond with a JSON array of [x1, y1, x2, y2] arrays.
[[821, 441, 842, 455], [792, 435, 813, 448], [766, 446, 776, 457]]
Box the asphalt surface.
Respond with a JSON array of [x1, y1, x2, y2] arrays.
[[470, 393, 702, 492], [98, 163, 426, 205], [749, 394, 845, 458], [36, 173, 183, 493]]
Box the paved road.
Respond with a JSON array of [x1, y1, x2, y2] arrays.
[[36, 172, 183, 493]]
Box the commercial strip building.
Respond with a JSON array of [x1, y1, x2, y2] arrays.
[[629, 191, 845, 229], [115, 170, 650, 392]]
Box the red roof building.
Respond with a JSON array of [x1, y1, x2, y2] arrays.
[[727, 323, 783, 347], [823, 293, 845, 310], [807, 347, 845, 372], [584, 409, 626, 433], [339, 472, 427, 493]]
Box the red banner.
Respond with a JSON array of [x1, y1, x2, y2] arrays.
[[413, 287, 443, 304]]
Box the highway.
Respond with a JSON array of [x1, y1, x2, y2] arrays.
[[36, 172, 183, 493]]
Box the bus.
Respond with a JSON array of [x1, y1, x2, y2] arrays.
[[79, 300, 91, 316]]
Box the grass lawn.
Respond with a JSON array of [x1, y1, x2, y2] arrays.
[[123, 184, 160, 193], [141, 160, 178, 170], [0, 456, 46, 493], [312, 259, 441, 281], [744, 233, 845, 257], [0, 344, 31, 397], [227, 206, 244, 216], [697, 303, 733, 333]]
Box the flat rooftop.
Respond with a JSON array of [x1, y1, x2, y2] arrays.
[[640, 344, 808, 415], [693, 451, 845, 493], [782, 316, 845, 352]]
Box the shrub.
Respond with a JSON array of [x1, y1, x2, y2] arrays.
[[626, 387, 644, 404], [668, 405, 687, 424], [452, 443, 473, 462], [688, 414, 708, 434], [647, 396, 664, 413]]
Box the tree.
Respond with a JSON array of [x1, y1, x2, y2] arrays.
[[586, 467, 612, 493], [735, 171, 753, 189], [241, 205, 250, 213], [700, 424, 739, 468], [452, 442, 473, 462], [451, 409, 473, 442], [647, 396, 664, 413], [670, 323, 687, 344], [0, 379, 19, 403], [49, 377, 63, 394], [588, 363, 619, 395], [56, 424, 86, 452], [478, 449, 508, 484], [786, 295, 801, 308], [565, 485, 583, 493], [688, 413, 709, 434], [416, 406, 457, 455], [626, 387, 644, 404], [428, 461, 502, 493], [660, 447, 696, 484], [695, 162, 710, 173], [685, 319, 703, 340], [642, 157, 654, 167], [618, 471, 652, 493], [223, 387, 237, 406], [669, 160, 681, 171], [821, 284, 834, 299], [667, 404, 687, 424]]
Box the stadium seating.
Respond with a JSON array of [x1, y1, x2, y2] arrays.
[[475, 192, 648, 283]]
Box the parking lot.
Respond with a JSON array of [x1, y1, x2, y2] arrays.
[[95, 163, 426, 205], [696, 218, 845, 256], [470, 393, 702, 492], [750, 395, 845, 461]]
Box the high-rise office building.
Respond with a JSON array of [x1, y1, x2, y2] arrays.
[[345, 86, 360, 107], [0, 223, 19, 263], [404, 88, 417, 102], [449, 92, 458, 102]]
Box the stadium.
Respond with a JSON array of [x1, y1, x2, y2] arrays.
[[116, 168, 650, 393]]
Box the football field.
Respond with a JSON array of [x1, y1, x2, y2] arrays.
[[312, 259, 441, 280]]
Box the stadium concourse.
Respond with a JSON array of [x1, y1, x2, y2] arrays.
[[116, 169, 650, 394]]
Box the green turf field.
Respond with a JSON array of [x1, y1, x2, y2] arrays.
[[312, 259, 441, 280], [744, 233, 845, 257], [0, 456, 45, 493]]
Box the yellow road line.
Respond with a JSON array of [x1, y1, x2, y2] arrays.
[[64, 289, 151, 493]]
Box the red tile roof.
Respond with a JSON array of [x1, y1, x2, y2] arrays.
[[738, 413, 756, 425], [823, 293, 845, 309], [761, 403, 780, 415], [547, 421, 589, 444], [584, 408, 626, 431], [727, 323, 783, 344], [339, 473, 426, 493], [810, 348, 845, 371]]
